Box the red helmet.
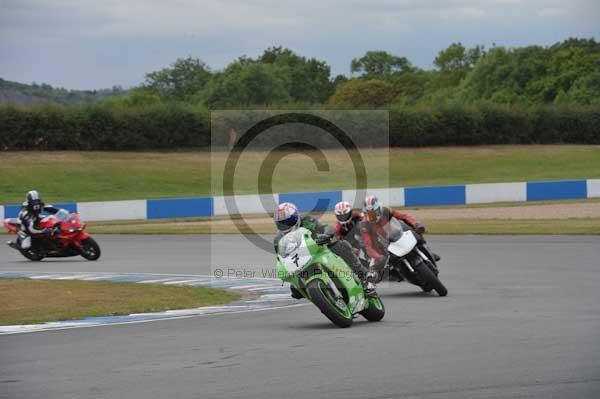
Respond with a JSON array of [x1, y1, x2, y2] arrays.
[[363, 195, 382, 223], [334, 201, 353, 224]]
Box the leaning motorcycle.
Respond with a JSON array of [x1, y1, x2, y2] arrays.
[[277, 227, 385, 328], [379, 218, 447, 296], [4, 209, 101, 261]]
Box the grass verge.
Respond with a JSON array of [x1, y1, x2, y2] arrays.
[[422, 218, 600, 235], [0, 278, 241, 326], [1, 145, 599, 203]]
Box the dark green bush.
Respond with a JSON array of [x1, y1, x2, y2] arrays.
[[0, 103, 598, 150], [0, 103, 210, 150], [389, 103, 599, 146]]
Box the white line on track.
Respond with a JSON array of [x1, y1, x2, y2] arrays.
[[0, 304, 306, 336], [247, 286, 283, 291], [53, 274, 97, 280], [228, 284, 275, 290], [139, 278, 183, 284], [2, 270, 282, 282], [162, 279, 211, 285], [79, 275, 123, 281], [0, 270, 304, 335], [28, 274, 64, 279], [260, 293, 295, 299]]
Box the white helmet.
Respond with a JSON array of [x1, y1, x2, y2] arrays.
[[334, 201, 353, 224]]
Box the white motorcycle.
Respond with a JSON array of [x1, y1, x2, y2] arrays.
[[375, 218, 448, 297]]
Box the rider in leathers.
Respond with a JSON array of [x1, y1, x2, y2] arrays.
[[273, 202, 376, 298], [332, 201, 364, 251], [360, 195, 440, 281], [7, 190, 59, 250]]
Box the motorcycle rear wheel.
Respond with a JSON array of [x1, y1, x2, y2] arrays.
[[307, 279, 353, 328], [19, 248, 43, 261]]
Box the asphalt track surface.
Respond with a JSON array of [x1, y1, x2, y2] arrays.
[[1, 234, 600, 399]]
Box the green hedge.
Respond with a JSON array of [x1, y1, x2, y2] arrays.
[[389, 104, 600, 146], [1, 103, 599, 150], [0, 103, 210, 150]]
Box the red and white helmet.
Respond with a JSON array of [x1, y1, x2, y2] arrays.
[[274, 202, 301, 232], [363, 195, 382, 223], [334, 201, 353, 224]]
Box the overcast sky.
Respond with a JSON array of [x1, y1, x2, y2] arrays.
[[1, 0, 599, 89]]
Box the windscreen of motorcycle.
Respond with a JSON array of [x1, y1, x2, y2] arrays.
[[277, 228, 312, 274], [386, 217, 404, 242], [53, 209, 71, 222]]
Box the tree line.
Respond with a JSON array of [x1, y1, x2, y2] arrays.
[[1, 38, 599, 150], [129, 38, 600, 108], [0, 78, 126, 107]]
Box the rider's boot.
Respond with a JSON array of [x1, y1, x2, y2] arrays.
[[363, 271, 379, 296], [6, 240, 17, 249], [290, 286, 304, 299]]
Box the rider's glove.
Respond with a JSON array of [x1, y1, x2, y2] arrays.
[[315, 234, 332, 245], [42, 228, 53, 235], [415, 223, 426, 235], [372, 254, 384, 265]]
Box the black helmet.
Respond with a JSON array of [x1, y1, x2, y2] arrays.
[[26, 190, 44, 215]]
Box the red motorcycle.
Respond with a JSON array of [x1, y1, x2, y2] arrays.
[[4, 209, 101, 261]]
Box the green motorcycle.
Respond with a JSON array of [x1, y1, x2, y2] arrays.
[[276, 227, 385, 328]]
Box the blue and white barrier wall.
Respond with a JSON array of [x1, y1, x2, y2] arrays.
[[2, 179, 599, 222], [78, 200, 147, 221]]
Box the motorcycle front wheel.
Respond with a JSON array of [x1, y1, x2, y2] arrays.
[[416, 262, 447, 297], [80, 238, 101, 261], [360, 295, 385, 322], [307, 279, 353, 328]]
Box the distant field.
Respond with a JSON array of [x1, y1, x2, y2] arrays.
[[0, 145, 599, 204]]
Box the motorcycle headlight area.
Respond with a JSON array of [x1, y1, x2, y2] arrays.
[[277, 230, 304, 258]]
